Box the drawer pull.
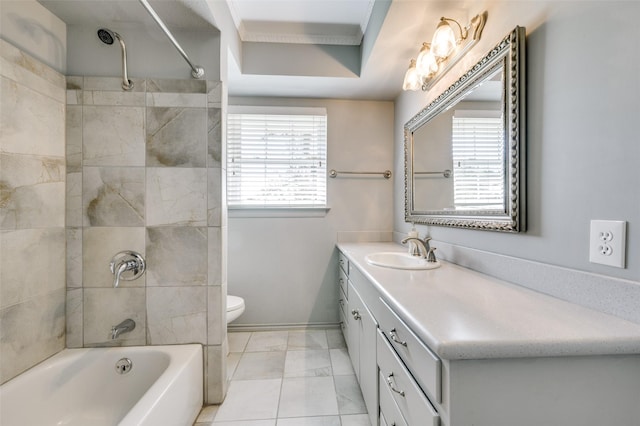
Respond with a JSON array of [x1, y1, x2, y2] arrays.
[[339, 278, 344, 284], [339, 298, 344, 306], [351, 309, 361, 320], [389, 328, 407, 347], [386, 373, 405, 397]]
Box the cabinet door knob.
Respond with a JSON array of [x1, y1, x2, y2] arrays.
[[389, 328, 407, 346], [386, 373, 405, 397], [351, 309, 361, 320]]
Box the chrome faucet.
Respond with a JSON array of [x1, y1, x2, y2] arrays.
[[109, 251, 145, 288], [401, 236, 438, 262], [111, 319, 135, 339]]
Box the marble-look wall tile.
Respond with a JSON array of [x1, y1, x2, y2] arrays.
[[146, 286, 207, 345], [66, 228, 82, 288], [0, 153, 65, 229], [66, 105, 82, 172], [146, 227, 207, 286], [0, 289, 65, 384], [207, 107, 222, 167], [146, 93, 207, 108], [66, 76, 83, 90], [83, 227, 146, 288], [0, 40, 66, 103], [66, 172, 82, 227], [146, 168, 207, 226], [207, 284, 225, 345], [83, 77, 145, 92], [0, 228, 65, 309], [82, 167, 145, 226], [208, 168, 223, 226], [83, 288, 146, 346], [208, 227, 223, 286], [146, 107, 207, 167], [207, 81, 222, 107], [147, 79, 206, 93], [0, 77, 65, 157], [205, 343, 228, 404], [82, 106, 145, 166], [66, 288, 83, 348], [83, 91, 145, 107]]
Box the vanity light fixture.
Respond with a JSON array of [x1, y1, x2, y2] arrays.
[[403, 11, 487, 91]]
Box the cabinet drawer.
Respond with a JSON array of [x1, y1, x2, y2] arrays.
[[378, 298, 441, 403], [338, 267, 348, 300], [338, 252, 349, 275], [377, 330, 439, 426], [379, 371, 408, 426]]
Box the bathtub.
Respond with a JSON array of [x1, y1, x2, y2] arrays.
[[0, 344, 203, 426]]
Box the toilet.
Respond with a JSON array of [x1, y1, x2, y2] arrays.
[[226, 295, 245, 323]]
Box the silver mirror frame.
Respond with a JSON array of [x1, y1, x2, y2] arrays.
[[404, 26, 526, 232]]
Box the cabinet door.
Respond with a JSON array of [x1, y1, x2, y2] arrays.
[[349, 281, 378, 426], [346, 280, 361, 379]]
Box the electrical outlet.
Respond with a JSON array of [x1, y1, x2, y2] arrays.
[[589, 220, 626, 268]]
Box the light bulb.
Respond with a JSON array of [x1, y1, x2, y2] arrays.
[[431, 19, 456, 59], [402, 60, 421, 91], [415, 43, 438, 78]]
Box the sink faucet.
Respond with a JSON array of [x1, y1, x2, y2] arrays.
[[401, 236, 437, 262], [111, 319, 135, 339]]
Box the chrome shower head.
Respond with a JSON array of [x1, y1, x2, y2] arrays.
[[96, 28, 133, 91]]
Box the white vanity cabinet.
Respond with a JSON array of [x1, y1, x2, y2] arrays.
[[338, 244, 640, 426], [338, 252, 378, 426]]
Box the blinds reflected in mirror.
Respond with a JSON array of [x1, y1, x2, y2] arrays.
[[451, 110, 504, 210]]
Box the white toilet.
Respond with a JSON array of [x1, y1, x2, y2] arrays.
[[226, 295, 245, 323]]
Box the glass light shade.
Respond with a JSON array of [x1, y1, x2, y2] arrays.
[[402, 60, 421, 91], [431, 20, 456, 59], [415, 43, 438, 78]]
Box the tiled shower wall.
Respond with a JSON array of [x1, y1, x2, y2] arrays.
[[65, 76, 227, 402], [0, 40, 67, 384]]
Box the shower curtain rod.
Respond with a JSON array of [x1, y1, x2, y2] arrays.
[[138, 0, 205, 79]]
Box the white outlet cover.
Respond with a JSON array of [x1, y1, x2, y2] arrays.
[[589, 220, 627, 268]]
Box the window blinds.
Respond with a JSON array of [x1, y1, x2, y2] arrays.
[[451, 110, 505, 209], [227, 107, 327, 208]]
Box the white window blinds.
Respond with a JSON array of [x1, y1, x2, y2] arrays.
[[451, 110, 505, 209], [227, 107, 327, 208]]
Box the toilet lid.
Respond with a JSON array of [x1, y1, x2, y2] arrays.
[[227, 295, 245, 312]]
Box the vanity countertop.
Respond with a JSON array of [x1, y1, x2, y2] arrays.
[[338, 242, 640, 360]]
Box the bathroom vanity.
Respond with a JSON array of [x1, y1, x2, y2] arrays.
[[337, 242, 640, 426]]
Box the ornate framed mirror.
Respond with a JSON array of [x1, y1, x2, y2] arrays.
[[405, 26, 526, 232]]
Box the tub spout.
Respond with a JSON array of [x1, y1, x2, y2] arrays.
[[111, 319, 135, 339]]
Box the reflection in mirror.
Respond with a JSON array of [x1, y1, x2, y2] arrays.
[[405, 27, 525, 232], [412, 68, 504, 211]]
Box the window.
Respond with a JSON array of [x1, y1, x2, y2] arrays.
[[451, 110, 504, 210], [227, 106, 327, 210]]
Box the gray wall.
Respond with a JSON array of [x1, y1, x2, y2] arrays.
[[0, 1, 67, 384], [228, 97, 394, 327], [394, 1, 640, 283]]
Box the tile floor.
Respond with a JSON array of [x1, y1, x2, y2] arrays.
[[193, 329, 371, 426]]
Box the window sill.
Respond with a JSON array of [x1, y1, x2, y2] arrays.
[[228, 207, 331, 218]]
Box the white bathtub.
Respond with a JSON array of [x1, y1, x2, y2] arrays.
[[0, 344, 203, 426]]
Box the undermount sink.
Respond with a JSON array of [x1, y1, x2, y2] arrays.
[[365, 252, 441, 270]]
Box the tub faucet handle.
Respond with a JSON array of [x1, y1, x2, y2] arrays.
[[110, 251, 146, 288]]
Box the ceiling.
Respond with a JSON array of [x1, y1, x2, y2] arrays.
[[38, 0, 466, 100]]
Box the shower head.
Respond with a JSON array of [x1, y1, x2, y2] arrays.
[[96, 27, 133, 91], [97, 28, 115, 45]]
